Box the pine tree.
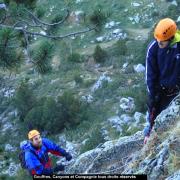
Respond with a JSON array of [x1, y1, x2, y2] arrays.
[[93, 45, 107, 63], [0, 28, 23, 71], [31, 40, 53, 74], [13, 79, 36, 121]]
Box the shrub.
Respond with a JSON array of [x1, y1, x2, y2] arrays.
[[57, 91, 83, 128], [93, 45, 107, 63], [42, 97, 65, 132], [167, 4, 178, 19], [24, 91, 89, 134], [80, 124, 105, 154], [67, 53, 81, 63], [13, 80, 36, 121], [24, 106, 44, 130], [114, 39, 128, 56], [151, 10, 159, 18], [89, 5, 109, 31], [73, 72, 83, 84], [35, 6, 45, 18], [24, 97, 65, 134], [10, 0, 37, 9]]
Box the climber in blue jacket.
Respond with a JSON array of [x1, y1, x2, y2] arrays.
[[24, 130, 72, 175], [144, 18, 180, 144]]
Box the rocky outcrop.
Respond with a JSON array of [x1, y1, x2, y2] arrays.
[[67, 131, 144, 174], [67, 95, 180, 179], [166, 170, 180, 180], [122, 95, 180, 179]]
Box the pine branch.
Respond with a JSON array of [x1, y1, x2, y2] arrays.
[[23, 25, 96, 39], [13, 20, 42, 28], [25, 8, 70, 26], [22, 30, 34, 63]]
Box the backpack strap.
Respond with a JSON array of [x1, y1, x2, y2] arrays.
[[27, 149, 41, 162], [43, 142, 48, 150]]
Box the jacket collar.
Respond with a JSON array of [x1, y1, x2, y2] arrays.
[[170, 30, 180, 47]]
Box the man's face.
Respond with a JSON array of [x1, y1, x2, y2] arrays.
[[31, 134, 42, 148], [157, 40, 170, 49]]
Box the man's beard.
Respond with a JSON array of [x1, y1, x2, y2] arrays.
[[38, 142, 42, 147], [34, 141, 42, 148]]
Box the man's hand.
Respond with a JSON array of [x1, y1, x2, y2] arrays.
[[53, 164, 65, 173], [144, 136, 149, 144], [65, 153, 72, 161], [143, 122, 152, 145]]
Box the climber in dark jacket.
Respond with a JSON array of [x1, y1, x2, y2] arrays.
[[144, 18, 180, 144], [25, 130, 72, 175]]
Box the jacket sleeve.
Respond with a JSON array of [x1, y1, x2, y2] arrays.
[[25, 151, 53, 175], [43, 138, 68, 157], [145, 41, 159, 98]]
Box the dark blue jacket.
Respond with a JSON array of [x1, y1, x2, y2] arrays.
[[146, 39, 180, 98], [25, 138, 67, 175]]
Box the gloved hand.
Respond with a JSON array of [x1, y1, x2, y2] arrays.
[[53, 164, 65, 173], [65, 153, 72, 161], [143, 107, 157, 144], [144, 136, 149, 144], [143, 123, 151, 145], [143, 123, 152, 137]]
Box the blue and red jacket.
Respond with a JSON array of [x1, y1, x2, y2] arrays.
[[146, 31, 180, 98], [25, 138, 67, 175]]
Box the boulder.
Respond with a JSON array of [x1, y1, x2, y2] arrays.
[[91, 74, 112, 92], [120, 97, 135, 113], [133, 64, 145, 73]]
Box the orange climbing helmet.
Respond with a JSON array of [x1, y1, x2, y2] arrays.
[[154, 18, 177, 41], [28, 130, 40, 140]]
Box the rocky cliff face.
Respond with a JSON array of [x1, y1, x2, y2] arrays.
[[67, 95, 180, 179]]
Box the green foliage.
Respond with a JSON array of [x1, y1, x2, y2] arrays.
[[0, 6, 6, 21], [24, 97, 65, 133], [14, 169, 31, 180], [31, 40, 53, 74], [89, 5, 109, 31], [47, 14, 63, 34], [13, 80, 36, 121], [93, 45, 107, 63], [80, 124, 105, 154], [24, 106, 43, 130], [114, 39, 128, 56], [0, 28, 23, 70], [151, 10, 159, 18], [167, 149, 180, 177], [127, 39, 147, 65], [23, 90, 89, 134], [121, 84, 147, 113], [57, 91, 86, 128], [67, 52, 81, 63], [42, 97, 65, 132], [6, 0, 37, 9], [167, 4, 179, 19], [35, 6, 46, 18], [177, 0, 180, 5], [73, 72, 83, 84]]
